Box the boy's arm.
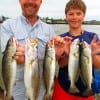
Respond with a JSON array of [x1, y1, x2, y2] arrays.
[[91, 36, 100, 68]]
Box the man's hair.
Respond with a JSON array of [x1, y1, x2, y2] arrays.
[[65, 0, 86, 14]]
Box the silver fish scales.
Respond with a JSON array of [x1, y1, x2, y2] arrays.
[[24, 38, 39, 100], [68, 38, 80, 93], [80, 41, 92, 96], [43, 41, 56, 100]]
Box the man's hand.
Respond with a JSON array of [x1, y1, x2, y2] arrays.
[[14, 43, 25, 64]]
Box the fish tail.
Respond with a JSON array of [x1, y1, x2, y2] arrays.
[[42, 92, 53, 100], [27, 97, 35, 100], [82, 88, 92, 96], [42, 94, 51, 100], [3, 91, 6, 100], [69, 85, 80, 93], [4, 91, 14, 100]]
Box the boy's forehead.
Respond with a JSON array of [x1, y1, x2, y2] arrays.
[[68, 8, 83, 12]]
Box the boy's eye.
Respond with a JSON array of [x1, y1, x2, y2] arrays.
[[77, 12, 82, 16], [68, 12, 82, 16]]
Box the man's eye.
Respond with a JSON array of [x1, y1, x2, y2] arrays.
[[68, 13, 73, 16]]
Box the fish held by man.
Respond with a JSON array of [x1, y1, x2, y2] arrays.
[[43, 40, 56, 100], [24, 38, 39, 100], [2, 37, 17, 100], [68, 38, 80, 93]]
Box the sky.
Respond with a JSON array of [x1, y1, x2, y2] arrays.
[[0, 0, 100, 21]]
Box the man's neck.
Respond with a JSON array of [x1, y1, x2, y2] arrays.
[[26, 16, 38, 25]]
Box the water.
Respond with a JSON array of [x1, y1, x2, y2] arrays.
[[51, 24, 100, 36]]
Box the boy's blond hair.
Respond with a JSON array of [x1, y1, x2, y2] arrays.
[[65, 0, 86, 14]]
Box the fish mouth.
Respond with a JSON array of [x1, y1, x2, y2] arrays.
[[8, 37, 17, 48], [49, 40, 55, 48], [26, 38, 38, 45], [30, 39, 38, 44]]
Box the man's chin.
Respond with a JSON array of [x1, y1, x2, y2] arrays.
[[24, 13, 36, 18]]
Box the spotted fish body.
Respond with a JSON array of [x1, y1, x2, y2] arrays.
[[68, 38, 80, 93], [24, 38, 39, 100], [43, 41, 56, 100], [80, 41, 92, 96], [2, 37, 17, 99]]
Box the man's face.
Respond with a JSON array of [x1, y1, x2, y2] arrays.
[[19, 0, 42, 17]]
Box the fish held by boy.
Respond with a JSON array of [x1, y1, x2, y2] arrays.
[[80, 41, 93, 96], [68, 38, 80, 93]]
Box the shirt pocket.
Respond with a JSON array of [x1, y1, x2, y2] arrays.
[[38, 35, 50, 45], [14, 34, 28, 44]]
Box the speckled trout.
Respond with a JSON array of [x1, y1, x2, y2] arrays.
[[2, 37, 17, 100], [80, 41, 92, 96], [68, 38, 80, 93], [43, 41, 56, 100], [24, 38, 39, 100]]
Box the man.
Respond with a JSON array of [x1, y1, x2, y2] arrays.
[[0, 0, 55, 99]]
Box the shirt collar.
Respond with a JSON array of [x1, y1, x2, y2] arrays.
[[20, 15, 42, 27]]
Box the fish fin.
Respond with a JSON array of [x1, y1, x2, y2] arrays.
[[27, 98, 31, 100], [42, 93, 51, 100], [69, 86, 80, 93], [82, 89, 93, 96], [42, 90, 53, 100], [10, 96, 14, 100], [4, 91, 6, 100], [4, 93, 14, 100]]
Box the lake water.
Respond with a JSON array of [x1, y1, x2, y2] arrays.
[[51, 24, 100, 36]]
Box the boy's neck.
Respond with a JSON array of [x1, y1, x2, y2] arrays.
[[69, 28, 83, 36]]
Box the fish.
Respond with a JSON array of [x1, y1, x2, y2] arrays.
[[24, 38, 39, 100], [68, 38, 80, 93], [2, 37, 17, 100], [80, 41, 92, 96], [43, 41, 56, 100]]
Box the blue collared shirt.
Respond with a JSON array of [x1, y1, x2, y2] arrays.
[[0, 15, 55, 60]]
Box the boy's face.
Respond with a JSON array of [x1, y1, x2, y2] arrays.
[[66, 9, 85, 29]]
